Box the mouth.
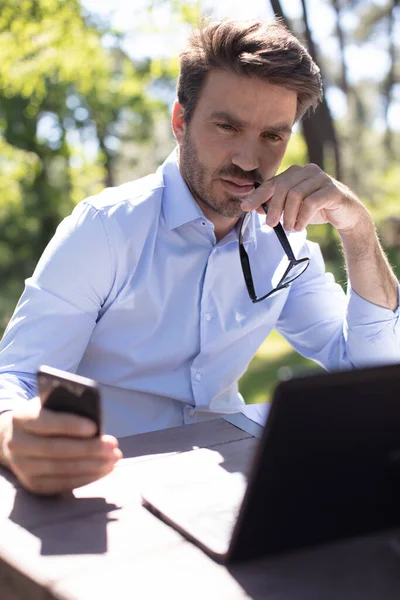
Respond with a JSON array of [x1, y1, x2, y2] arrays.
[[220, 178, 256, 196]]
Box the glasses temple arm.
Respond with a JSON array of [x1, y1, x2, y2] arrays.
[[262, 203, 296, 262]]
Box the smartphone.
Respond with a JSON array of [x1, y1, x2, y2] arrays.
[[37, 365, 102, 436]]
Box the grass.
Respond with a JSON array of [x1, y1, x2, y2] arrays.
[[239, 329, 321, 405]]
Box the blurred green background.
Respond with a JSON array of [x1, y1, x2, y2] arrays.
[[0, 0, 399, 403]]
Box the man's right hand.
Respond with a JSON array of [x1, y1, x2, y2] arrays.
[[0, 398, 122, 495]]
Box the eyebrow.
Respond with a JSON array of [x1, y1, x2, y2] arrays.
[[208, 110, 293, 136]]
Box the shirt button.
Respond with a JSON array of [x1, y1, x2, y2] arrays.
[[205, 313, 212, 321], [195, 372, 202, 381], [188, 408, 196, 417]]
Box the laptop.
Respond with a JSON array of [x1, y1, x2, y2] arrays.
[[142, 363, 400, 564]]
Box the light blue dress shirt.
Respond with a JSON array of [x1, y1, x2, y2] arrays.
[[0, 149, 399, 436]]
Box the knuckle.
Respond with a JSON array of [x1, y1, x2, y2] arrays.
[[303, 196, 315, 207], [327, 179, 338, 193], [274, 182, 287, 196], [6, 428, 29, 457], [287, 189, 303, 204], [266, 204, 278, 216], [57, 460, 79, 476], [6, 437, 20, 456], [11, 411, 27, 428], [307, 163, 321, 174]]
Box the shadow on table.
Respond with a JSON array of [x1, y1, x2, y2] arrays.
[[8, 489, 119, 556]]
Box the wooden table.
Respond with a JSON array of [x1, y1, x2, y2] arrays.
[[1, 418, 400, 600]]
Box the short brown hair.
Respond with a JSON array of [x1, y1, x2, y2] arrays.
[[177, 19, 323, 123]]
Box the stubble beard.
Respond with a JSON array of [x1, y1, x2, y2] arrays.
[[180, 130, 246, 219]]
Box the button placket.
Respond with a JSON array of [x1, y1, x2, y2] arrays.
[[190, 245, 219, 409]]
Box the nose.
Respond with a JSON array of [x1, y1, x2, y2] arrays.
[[231, 137, 260, 172]]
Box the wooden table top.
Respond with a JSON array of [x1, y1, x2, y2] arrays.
[[1, 418, 400, 600]]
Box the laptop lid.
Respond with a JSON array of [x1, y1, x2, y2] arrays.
[[228, 362, 400, 562], [143, 363, 400, 564]]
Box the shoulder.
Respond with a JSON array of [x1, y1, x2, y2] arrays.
[[84, 171, 165, 216], [66, 170, 166, 248]]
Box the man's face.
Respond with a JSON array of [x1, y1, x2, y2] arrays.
[[174, 69, 297, 220]]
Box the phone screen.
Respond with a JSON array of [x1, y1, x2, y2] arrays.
[[37, 366, 102, 436]]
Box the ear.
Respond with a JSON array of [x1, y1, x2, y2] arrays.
[[171, 101, 186, 144]]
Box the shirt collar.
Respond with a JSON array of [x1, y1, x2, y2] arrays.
[[159, 147, 257, 246], [160, 148, 204, 230], [239, 211, 257, 246]]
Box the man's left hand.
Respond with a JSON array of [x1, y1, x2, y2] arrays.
[[241, 163, 369, 234]]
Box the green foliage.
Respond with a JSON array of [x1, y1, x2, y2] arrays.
[[239, 331, 321, 404], [278, 132, 308, 172], [0, 279, 24, 335], [368, 164, 400, 222], [0, 0, 165, 282], [0, 136, 40, 210]]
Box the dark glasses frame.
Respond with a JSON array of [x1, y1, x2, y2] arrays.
[[239, 203, 310, 304]]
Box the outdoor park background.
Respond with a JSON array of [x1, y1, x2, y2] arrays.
[[0, 0, 399, 404]]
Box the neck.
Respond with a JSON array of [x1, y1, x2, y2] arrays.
[[214, 219, 240, 242], [176, 158, 240, 241], [195, 196, 239, 241]]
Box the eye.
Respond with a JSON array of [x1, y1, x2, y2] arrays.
[[264, 132, 282, 142], [217, 123, 235, 132]]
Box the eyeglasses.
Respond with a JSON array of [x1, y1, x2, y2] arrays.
[[239, 203, 310, 304]]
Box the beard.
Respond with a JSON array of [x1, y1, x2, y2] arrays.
[[179, 129, 260, 219]]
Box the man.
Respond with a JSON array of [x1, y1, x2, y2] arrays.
[[0, 19, 399, 495]]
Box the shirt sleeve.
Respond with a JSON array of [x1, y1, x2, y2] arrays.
[[0, 201, 114, 412], [276, 239, 400, 370]]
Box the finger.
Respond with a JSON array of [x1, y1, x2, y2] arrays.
[[8, 430, 120, 460], [240, 164, 303, 213], [282, 172, 328, 231], [294, 189, 329, 231], [14, 453, 120, 479], [20, 470, 116, 496], [240, 180, 275, 212], [266, 165, 321, 227], [15, 402, 97, 438]]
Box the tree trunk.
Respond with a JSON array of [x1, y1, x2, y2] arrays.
[[330, 0, 362, 188], [299, 0, 342, 180], [269, 0, 289, 26], [269, 0, 342, 180], [331, 0, 349, 95]]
